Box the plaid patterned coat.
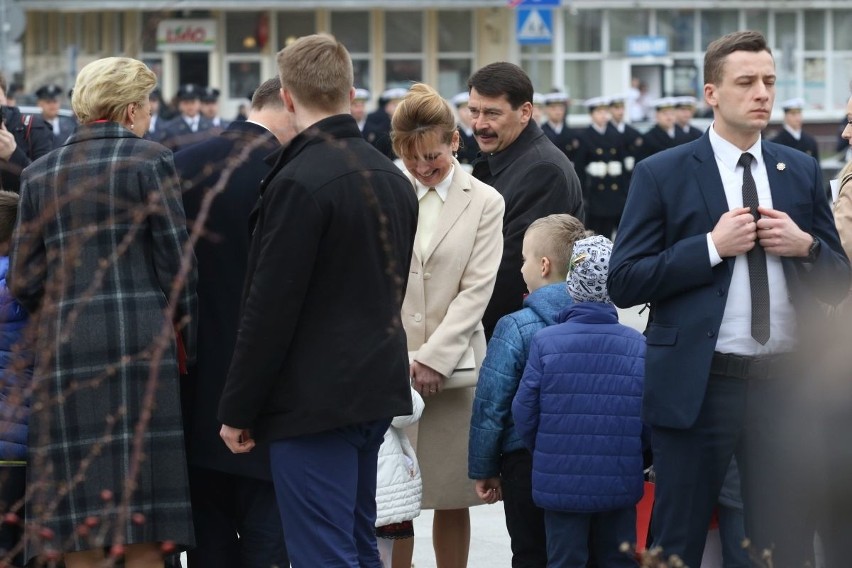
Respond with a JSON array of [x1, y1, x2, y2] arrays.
[[9, 122, 197, 560]]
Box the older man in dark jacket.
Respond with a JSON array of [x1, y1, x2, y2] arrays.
[[469, 62, 584, 338]]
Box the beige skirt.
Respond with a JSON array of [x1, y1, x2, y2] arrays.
[[407, 386, 481, 510]]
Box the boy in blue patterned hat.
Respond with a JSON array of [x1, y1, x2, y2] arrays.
[[513, 235, 647, 567]]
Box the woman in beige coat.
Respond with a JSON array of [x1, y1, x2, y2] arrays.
[[391, 83, 504, 568], [833, 93, 852, 262]]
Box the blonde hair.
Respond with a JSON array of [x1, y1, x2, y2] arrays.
[[72, 57, 157, 124], [525, 214, 587, 279], [391, 83, 457, 160], [277, 34, 353, 113]]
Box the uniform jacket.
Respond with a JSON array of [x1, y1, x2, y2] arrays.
[[161, 115, 216, 152], [362, 108, 394, 159], [771, 128, 820, 159], [174, 120, 280, 480], [0, 106, 53, 193], [46, 114, 77, 150], [541, 121, 580, 163], [457, 126, 479, 166], [217, 114, 418, 440], [376, 387, 424, 527], [676, 124, 704, 144], [0, 257, 31, 463], [404, 160, 504, 375], [574, 124, 628, 219], [608, 133, 851, 429], [472, 120, 584, 337], [513, 302, 646, 512], [468, 282, 571, 480], [639, 124, 678, 161]]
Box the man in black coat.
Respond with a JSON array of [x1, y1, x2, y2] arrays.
[[218, 35, 417, 566], [452, 91, 480, 166], [0, 76, 52, 193], [540, 91, 581, 163], [771, 97, 820, 159], [639, 97, 680, 161], [35, 83, 76, 150], [174, 77, 294, 568], [468, 62, 584, 336], [162, 84, 215, 152], [362, 87, 407, 160]]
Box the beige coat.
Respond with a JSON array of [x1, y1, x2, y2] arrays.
[[403, 161, 504, 509]]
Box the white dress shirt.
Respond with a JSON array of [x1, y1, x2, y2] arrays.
[[414, 166, 454, 255], [705, 125, 797, 355]]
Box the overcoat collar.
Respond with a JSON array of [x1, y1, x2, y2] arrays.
[[64, 121, 135, 146], [480, 120, 546, 177]]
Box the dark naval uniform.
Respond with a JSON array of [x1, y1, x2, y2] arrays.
[[639, 124, 679, 161], [456, 126, 479, 166], [541, 121, 581, 163], [676, 124, 703, 144], [574, 123, 627, 238], [610, 121, 643, 191], [771, 128, 820, 159]]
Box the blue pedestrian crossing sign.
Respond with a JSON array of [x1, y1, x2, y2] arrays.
[[517, 8, 553, 45]]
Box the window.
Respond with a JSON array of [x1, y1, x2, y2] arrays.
[[700, 10, 738, 49], [332, 11, 371, 90], [228, 60, 261, 101], [226, 12, 266, 54], [804, 11, 825, 51], [140, 11, 168, 53], [384, 11, 423, 88], [563, 10, 601, 53], [656, 10, 694, 53], [833, 10, 852, 51], [277, 11, 315, 47], [609, 10, 650, 54], [437, 11, 474, 98], [564, 60, 601, 103]]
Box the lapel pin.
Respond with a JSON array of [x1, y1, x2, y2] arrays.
[[777, 162, 786, 171]]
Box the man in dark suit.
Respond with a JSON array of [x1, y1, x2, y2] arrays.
[[174, 77, 294, 568], [200, 86, 229, 129], [452, 91, 480, 166], [638, 97, 679, 161], [674, 95, 704, 143], [771, 97, 820, 159], [468, 62, 584, 338], [609, 31, 851, 567], [35, 84, 76, 149], [217, 35, 417, 566], [162, 84, 214, 151], [362, 87, 407, 159]]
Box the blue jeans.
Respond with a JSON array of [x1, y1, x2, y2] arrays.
[[269, 419, 391, 568]]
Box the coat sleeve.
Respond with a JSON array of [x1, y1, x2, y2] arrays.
[[8, 177, 46, 313], [145, 150, 198, 361], [833, 174, 852, 262], [608, 160, 717, 308], [468, 315, 525, 479], [512, 338, 543, 452], [218, 178, 324, 429], [415, 187, 504, 376]]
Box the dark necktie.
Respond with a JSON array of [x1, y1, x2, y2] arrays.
[[738, 152, 770, 344]]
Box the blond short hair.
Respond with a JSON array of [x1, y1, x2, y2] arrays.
[[525, 214, 586, 279], [391, 83, 457, 160], [277, 34, 353, 113], [72, 57, 157, 124]]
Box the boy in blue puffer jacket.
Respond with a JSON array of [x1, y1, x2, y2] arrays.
[[469, 214, 586, 566], [0, 190, 30, 565], [513, 235, 646, 567]]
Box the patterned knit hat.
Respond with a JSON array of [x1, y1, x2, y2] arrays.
[[567, 235, 613, 303]]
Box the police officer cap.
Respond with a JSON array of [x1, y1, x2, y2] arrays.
[[380, 87, 409, 102], [544, 92, 569, 105], [584, 96, 610, 111], [533, 92, 546, 106], [451, 92, 470, 108], [353, 88, 371, 101], [652, 97, 677, 111], [176, 84, 201, 101], [36, 84, 63, 100], [200, 87, 220, 103], [781, 97, 806, 112], [673, 95, 697, 109]]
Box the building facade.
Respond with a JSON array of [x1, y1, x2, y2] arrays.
[[13, 0, 852, 126]]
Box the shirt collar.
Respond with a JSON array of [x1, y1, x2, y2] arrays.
[[783, 124, 802, 140], [414, 165, 454, 201], [709, 122, 763, 173]]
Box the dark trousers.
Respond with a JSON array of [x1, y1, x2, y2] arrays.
[[0, 466, 24, 566], [584, 214, 619, 240], [501, 450, 547, 568], [650, 373, 818, 568], [186, 466, 288, 568], [544, 507, 637, 568], [269, 419, 390, 568]]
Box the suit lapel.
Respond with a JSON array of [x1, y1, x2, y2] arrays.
[[762, 142, 792, 214], [421, 165, 471, 264], [693, 134, 735, 277]]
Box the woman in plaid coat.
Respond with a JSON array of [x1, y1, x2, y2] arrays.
[[9, 57, 197, 567]]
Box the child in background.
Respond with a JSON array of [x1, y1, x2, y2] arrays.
[[468, 214, 586, 565], [513, 235, 646, 567], [0, 190, 31, 566], [375, 387, 424, 568]]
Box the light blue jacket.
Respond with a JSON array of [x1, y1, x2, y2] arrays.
[[468, 283, 571, 479]]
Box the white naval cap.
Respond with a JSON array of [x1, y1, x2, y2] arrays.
[[652, 97, 677, 110], [543, 91, 570, 105], [533, 92, 546, 105], [584, 96, 611, 111], [781, 97, 806, 112], [353, 88, 371, 101], [673, 95, 697, 108], [451, 92, 470, 107]]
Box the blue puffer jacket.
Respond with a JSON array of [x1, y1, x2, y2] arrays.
[[513, 302, 645, 512], [0, 256, 31, 463], [468, 283, 571, 480]]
